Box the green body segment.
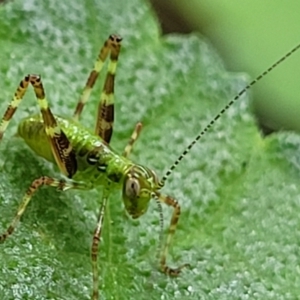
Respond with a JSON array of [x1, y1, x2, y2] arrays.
[[17, 114, 131, 188]]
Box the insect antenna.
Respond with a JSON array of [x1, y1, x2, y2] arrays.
[[159, 42, 300, 187]]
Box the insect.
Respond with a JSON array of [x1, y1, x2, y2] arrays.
[[0, 34, 300, 299]]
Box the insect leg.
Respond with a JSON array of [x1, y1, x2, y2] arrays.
[[156, 193, 190, 275], [94, 35, 122, 144], [0, 75, 31, 140], [91, 184, 110, 300], [122, 122, 143, 157], [73, 36, 113, 120], [0, 75, 77, 178], [0, 176, 87, 243], [29, 75, 77, 178]]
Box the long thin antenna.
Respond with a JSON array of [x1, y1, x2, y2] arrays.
[[160, 43, 300, 186]]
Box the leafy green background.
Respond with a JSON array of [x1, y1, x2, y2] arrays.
[[0, 0, 300, 299]]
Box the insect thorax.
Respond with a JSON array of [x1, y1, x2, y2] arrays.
[[17, 114, 130, 186]]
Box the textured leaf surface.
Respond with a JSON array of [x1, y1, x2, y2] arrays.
[[0, 1, 300, 300]]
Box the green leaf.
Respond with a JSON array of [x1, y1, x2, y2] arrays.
[[0, 0, 300, 299]]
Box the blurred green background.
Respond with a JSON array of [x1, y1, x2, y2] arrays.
[[150, 0, 300, 133]]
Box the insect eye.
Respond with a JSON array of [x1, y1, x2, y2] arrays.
[[125, 177, 140, 199]]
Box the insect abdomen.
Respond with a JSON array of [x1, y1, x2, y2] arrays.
[[18, 114, 54, 163], [18, 114, 108, 165], [18, 114, 130, 186]]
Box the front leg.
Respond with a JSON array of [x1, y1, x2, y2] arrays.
[[156, 192, 190, 275]]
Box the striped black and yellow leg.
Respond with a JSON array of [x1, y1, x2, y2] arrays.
[[0, 76, 30, 140], [91, 183, 110, 300], [122, 122, 143, 158], [0, 176, 87, 243], [29, 74, 77, 178], [156, 193, 190, 276], [0, 75, 77, 178], [95, 35, 122, 144], [73, 36, 115, 120]]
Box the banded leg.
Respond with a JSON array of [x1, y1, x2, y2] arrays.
[[0, 75, 77, 178], [73, 35, 116, 120], [122, 122, 143, 157], [95, 35, 122, 144], [91, 184, 110, 300], [0, 176, 87, 243], [156, 193, 190, 275], [0, 75, 29, 140]]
